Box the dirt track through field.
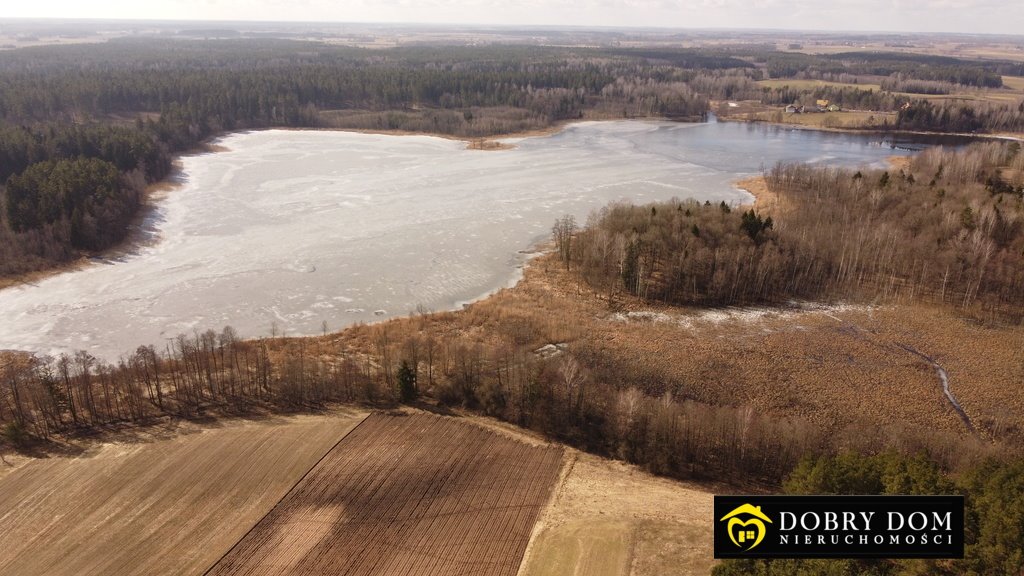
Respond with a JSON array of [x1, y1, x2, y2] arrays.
[[207, 412, 564, 576]]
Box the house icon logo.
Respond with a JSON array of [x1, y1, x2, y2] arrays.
[[719, 503, 773, 551]]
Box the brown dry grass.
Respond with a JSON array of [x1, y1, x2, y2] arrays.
[[518, 451, 715, 576], [888, 155, 912, 171], [327, 251, 1024, 447], [208, 411, 564, 576], [467, 138, 516, 151], [775, 41, 1024, 63], [0, 409, 367, 576], [746, 110, 895, 130], [734, 175, 779, 213]]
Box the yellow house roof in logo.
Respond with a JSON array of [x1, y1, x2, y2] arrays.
[[720, 503, 772, 551], [720, 503, 772, 523]]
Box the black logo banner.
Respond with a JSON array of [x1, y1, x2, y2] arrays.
[[714, 495, 964, 559]]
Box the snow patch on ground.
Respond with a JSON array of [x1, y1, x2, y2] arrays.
[[609, 302, 873, 329]]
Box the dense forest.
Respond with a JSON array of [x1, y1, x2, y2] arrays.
[[896, 99, 1024, 133], [571, 141, 1024, 321], [755, 50, 1020, 88]]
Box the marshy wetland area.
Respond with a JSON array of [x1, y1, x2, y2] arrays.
[[1, 22, 1023, 576]]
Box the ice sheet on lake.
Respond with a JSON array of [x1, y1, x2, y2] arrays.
[[0, 120, 915, 360]]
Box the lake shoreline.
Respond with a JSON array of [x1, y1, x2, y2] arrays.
[[0, 141, 224, 292], [717, 114, 1024, 142], [0, 120, 953, 360], [0, 114, 1014, 292], [0, 117, 663, 293]]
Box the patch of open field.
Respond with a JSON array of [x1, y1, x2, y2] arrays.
[[0, 410, 367, 576], [745, 110, 895, 129], [893, 88, 1024, 105], [774, 41, 1024, 63], [208, 411, 564, 576], [1003, 76, 1024, 91], [757, 79, 883, 92], [518, 452, 716, 576], [753, 75, 1024, 123]]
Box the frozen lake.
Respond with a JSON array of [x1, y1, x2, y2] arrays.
[[0, 120, 946, 359]]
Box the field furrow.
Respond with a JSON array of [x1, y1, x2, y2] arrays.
[[207, 412, 564, 576], [0, 410, 367, 576]]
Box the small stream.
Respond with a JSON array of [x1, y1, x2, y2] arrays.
[[897, 344, 976, 433]]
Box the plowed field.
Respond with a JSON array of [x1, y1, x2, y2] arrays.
[[207, 412, 564, 576], [0, 410, 367, 576]]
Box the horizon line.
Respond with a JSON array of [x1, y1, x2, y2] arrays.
[[2, 16, 1024, 39]]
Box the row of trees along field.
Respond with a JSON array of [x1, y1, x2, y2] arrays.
[[570, 141, 1024, 321], [0, 320, 820, 486], [715, 452, 1024, 576], [2, 328, 1018, 572]]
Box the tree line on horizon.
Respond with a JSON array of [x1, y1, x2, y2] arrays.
[[2, 39, 1023, 279]]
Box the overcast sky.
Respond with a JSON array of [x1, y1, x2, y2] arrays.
[[1, 0, 1022, 36]]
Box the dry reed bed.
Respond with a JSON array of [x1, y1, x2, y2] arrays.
[[329, 253, 1023, 445]]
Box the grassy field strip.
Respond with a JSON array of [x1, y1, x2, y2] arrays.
[[756, 79, 884, 91], [518, 452, 715, 576], [1002, 76, 1024, 91], [0, 410, 367, 576], [522, 520, 634, 576]]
